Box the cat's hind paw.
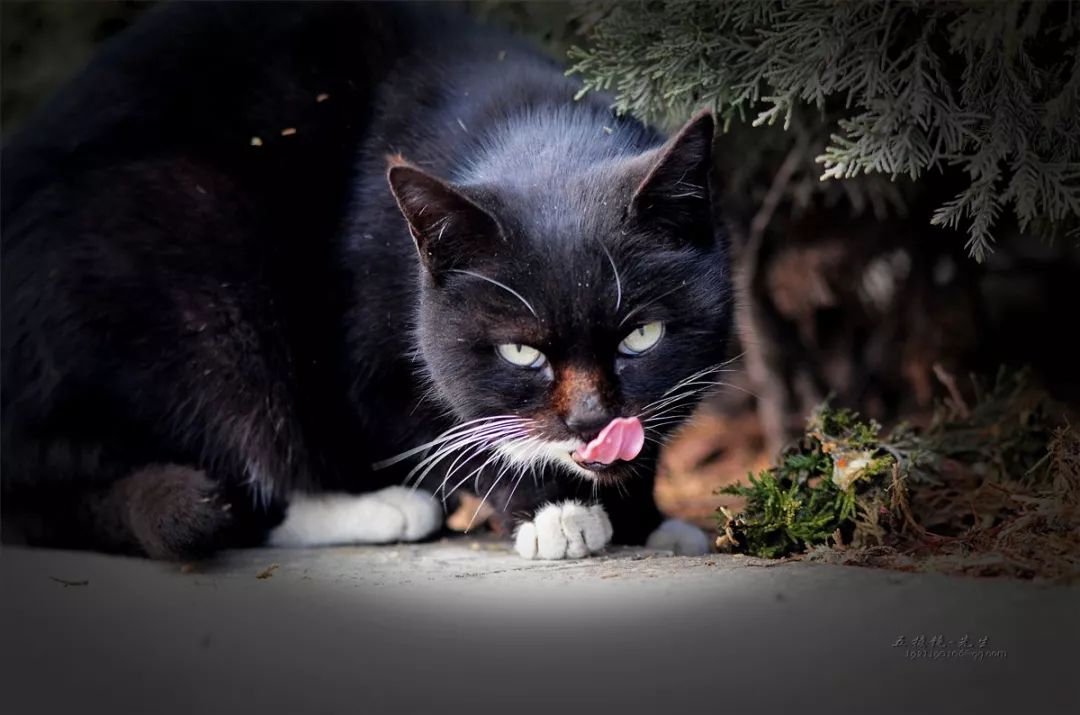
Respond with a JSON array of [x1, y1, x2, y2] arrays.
[[514, 501, 612, 560], [645, 518, 711, 555]]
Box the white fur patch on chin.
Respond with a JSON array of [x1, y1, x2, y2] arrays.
[[514, 501, 613, 559], [645, 518, 711, 555], [268, 486, 442, 547]]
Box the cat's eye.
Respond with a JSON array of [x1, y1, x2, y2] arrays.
[[618, 321, 665, 356], [496, 343, 547, 369]]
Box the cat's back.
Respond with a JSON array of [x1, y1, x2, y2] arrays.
[[0, 2, 472, 487], [1, 2, 428, 220]]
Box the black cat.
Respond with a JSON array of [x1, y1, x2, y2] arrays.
[[1, 1, 732, 560]]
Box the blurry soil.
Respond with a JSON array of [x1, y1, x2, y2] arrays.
[[655, 407, 770, 528]]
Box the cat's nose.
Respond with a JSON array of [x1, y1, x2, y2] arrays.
[[564, 403, 614, 443]]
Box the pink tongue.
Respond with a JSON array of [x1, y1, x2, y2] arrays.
[[574, 417, 645, 465]]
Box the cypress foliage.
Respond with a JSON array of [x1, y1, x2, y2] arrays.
[[567, 0, 1080, 260]]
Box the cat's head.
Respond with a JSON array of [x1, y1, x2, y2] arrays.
[[387, 111, 732, 485]]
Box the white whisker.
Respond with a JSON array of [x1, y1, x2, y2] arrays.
[[434, 428, 519, 494], [408, 424, 523, 489], [640, 386, 714, 417], [448, 269, 539, 319], [467, 450, 522, 532], [442, 435, 522, 502], [598, 240, 623, 312], [372, 415, 525, 470], [618, 282, 691, 328], [502, 438, 543, 510]]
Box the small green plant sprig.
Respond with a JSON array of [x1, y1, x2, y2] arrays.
[[717, 407, 895, 558], [717, 369, 1078, 579]]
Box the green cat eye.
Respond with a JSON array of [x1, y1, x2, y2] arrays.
[[496, 343, 547, 369], [618, 321, 665, 356]]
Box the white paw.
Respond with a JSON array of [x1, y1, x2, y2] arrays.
[[268, 487, 442, 547], [369, 486, 444, 541], [645, 519, 711, 555], [514, 501, 613, 560]]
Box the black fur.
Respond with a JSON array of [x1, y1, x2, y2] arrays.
[[1, 1, 732, 558]]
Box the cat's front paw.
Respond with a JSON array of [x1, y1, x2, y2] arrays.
[[268, 486, 443, 547], [645, 518, 711, 555], [514, 501, 613, 560], [370, 486, 444, 541]]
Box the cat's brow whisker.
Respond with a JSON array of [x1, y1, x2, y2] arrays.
[[435, 215, 451, 242], [447, 269, 539, 319], [618, 282, 690, 328], [598, 240, 623, 312]]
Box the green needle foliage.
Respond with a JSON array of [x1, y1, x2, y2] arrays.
[[718, 408, 893, 559], [717, 369, 1080, 579], [567, 0, 1080, 260]]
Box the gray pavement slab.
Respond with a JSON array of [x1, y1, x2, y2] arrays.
[[1, 538, 1076, 714]]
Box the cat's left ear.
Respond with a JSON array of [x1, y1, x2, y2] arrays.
[[386, 157, 503, 276], [628, 110, 716, 245]]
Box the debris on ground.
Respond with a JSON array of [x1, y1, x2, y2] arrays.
[[255, 564, 280, 580], [447, 493, 495, 532]]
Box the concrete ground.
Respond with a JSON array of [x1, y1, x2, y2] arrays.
[[2, 537, 1077, 715]]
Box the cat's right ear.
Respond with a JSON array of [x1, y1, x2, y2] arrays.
[[386, 158, 503, 276]]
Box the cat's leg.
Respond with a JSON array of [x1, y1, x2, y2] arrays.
[[644, 519, 712, 555], [602, 475, 711, 556], [509, 470, 709, 559], [110, 464, 235, 559], [1, 159, 321, 558], [267, 486, 443, 547], [3, 464, 233, 560], [512, 501, 614, 560], [471, 467, 614, 559]]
